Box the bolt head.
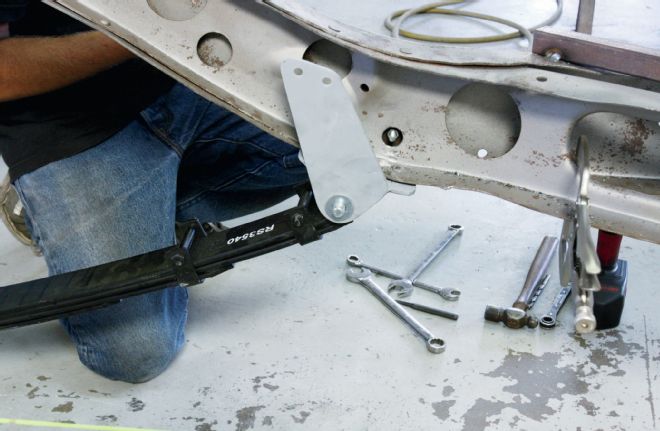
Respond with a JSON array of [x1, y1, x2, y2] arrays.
[[292, 213, 304, 228], [544, 49, 562, 62], [332, 201, 346, 218], [325, 195, 353, 222], [387, 129, 400, 142], [382, 127, 404, 147]]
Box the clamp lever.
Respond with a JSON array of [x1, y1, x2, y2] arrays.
[[559, 136, 602, 334]]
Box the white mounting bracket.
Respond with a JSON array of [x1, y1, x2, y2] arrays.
[[281, 59, 414, 223]]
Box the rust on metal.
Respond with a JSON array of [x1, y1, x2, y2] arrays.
[[533, 27, 660, 82], [622, 119, 652, 156]]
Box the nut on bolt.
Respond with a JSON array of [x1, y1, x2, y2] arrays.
[[325, 195, 353, 222], [171, 254, 185, 267], [291, 213, 304, 228], [387, 128, 400, 142], [544, 48, 563, 62], [382, 127, 403, 147], [332, 199, 347, 218]]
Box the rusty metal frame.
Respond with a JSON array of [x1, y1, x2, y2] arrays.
[[46, 0, 660, 244]]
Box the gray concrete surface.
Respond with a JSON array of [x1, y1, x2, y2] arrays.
[[1, 2, 659, 428], [1, 160, 658, 431]]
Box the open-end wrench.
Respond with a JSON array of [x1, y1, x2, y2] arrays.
[[388, 225, 464, 298], [346, 255, 460, 301], [540, 284, 572, 328], [346, 267, 445, 354]]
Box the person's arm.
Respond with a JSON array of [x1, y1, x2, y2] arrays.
[[0, 31, 134, 102]]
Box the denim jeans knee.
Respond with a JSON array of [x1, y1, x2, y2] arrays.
[[63, 287, 188, 383], [15, 119, 187, 383], [13, 84, 308, 382]]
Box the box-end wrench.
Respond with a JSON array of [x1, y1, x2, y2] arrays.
[[540, 284, 572, 328], [346, 267, 445, 354], [388, 225, 464, 298], [346, 255, 460, 301]]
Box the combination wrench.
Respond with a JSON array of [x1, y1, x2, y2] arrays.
[[540, 284, 572, 328], [346, 267, 445, 354], [387, 225, 464, 298], [346, 255, 460, 301]]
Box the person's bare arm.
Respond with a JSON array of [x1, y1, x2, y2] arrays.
[[0, 31, 134, 102]]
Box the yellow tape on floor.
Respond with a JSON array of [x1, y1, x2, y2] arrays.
[[0, 418, 165, 431]]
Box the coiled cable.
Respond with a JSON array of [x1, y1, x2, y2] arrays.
[[385, 0, 563, 46]]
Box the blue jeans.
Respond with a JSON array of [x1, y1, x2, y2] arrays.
[[13, 84, 308, 383]]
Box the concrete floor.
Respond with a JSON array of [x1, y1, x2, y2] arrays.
[[1, 2, 659, 428], [1, 158, 659, 430]]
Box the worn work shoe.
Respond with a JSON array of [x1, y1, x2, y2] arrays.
[[0, 174, 34, 247]]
